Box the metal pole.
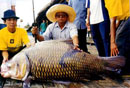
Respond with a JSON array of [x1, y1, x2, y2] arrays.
[[32, 0, 36, 23], [32, 0, 37, 43]]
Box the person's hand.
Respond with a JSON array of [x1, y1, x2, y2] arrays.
[[73, 45, 83, 51], [111, 42, 119, 56], [2, 59, 8, 63], [87, 25, 91, 32], [86, 19, 90, 28], [86, 20, 91, 32], [31, 26, 39, 35]]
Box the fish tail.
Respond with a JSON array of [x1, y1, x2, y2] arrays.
[[101, 56, 126, 73]]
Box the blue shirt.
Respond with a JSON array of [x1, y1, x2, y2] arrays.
[[68, 0, 87, 29], [43, 21, 78, 40]]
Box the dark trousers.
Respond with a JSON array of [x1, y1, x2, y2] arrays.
[[78, 29, 88, 52], [116, 17, 130, 73], [90, 20, 110, 57]]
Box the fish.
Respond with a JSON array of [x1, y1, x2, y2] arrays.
[[0, 40, 125, 82]]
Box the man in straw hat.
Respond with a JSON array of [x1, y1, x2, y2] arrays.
[[68, 0, 89, 53], [32, 4, 80, 50], [0, 9, 31, 88]]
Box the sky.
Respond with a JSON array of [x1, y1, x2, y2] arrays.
[[16, 0, 51, 27]]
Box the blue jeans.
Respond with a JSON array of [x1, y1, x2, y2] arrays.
[[0, 24, 6, 30], [90, 20, 110, 57]]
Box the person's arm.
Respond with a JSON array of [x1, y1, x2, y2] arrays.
[[72, 35, 79, 49], [36, 34, 44, 41], [0, 33, 9, 62], [110, 17, 119, 56], [2, 50, 9, 63], [86, 0, 90, 27], [70, 23, 80, 50], [86, 8, 90, 27]]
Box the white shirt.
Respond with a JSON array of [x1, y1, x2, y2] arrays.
[[86, 0, 104, 24], [42, 21, 78, 40], [0, 0, 16, 23]]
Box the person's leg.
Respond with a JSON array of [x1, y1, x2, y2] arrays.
[[116, 17, 130, 74], [78, 29, 88, 52], [90, 24, 105, 56], [99, 20, 110, 57]]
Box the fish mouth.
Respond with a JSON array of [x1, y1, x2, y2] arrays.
[[0, 62, 11, 78]]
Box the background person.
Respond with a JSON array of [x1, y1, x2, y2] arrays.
[[39, 19, 47, 35], [0, 0, 16, 30], [68, 0, 89, 53], [86, 0, 110, 57]]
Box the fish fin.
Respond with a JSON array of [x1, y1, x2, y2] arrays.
[[101, 56, 126, 73]]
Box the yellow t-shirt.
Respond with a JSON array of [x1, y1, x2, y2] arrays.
[[0, 27, 30, 53], [105, 0, 130, 20]]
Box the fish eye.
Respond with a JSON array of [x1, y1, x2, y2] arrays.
[[7, 63, 13, 69]]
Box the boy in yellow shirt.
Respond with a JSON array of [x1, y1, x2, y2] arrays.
[[0, 10, 30, 87], [0, 9, 30, 63], [105, 0, 130, 74]]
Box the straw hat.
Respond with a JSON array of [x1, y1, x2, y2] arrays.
[[66, 0, 69, 2], [46, 4, 76, 22]]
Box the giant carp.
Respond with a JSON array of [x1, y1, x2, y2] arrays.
[[1, 40, 125, 81]]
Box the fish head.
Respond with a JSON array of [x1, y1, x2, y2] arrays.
[[1, 52, 30, 81], [1, 60, 16, 78]]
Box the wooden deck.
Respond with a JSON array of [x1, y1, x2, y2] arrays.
[[3, 74, 130, 88]]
